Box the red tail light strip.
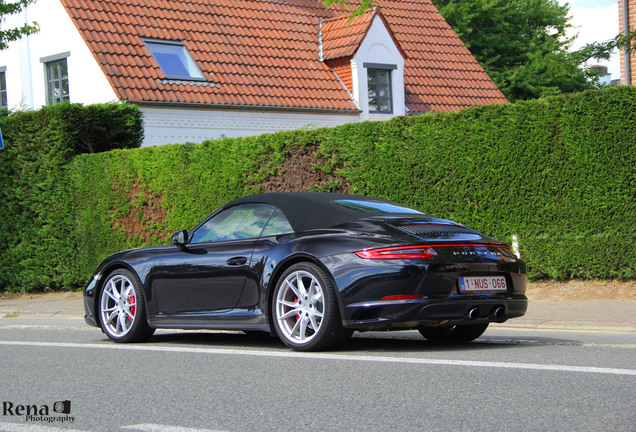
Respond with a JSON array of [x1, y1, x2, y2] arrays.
[[355, 243, 511, 260], [354, 245, 436, 259]]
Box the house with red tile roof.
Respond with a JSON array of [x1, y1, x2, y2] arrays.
[[0, 0, 506, 146]]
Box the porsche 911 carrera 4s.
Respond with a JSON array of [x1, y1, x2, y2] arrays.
[[84, 192, 527, 351]]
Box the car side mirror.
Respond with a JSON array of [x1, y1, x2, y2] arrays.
[[172, 229, 188, 247]]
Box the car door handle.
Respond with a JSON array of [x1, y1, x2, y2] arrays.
[[226, 256, 248, 266]]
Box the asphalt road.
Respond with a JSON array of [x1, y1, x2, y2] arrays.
[[1, 317, 635, 432]]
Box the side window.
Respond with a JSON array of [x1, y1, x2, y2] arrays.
[[0, 69, 7, 109], [190, 204, 276, 244], [261, 208, 294, 237], [367, 67, 393, 113], [46, 58, 70, 105]]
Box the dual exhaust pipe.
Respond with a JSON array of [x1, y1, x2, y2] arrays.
[[466, 306, 506, 321]]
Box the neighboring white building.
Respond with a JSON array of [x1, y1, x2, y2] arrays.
[[0, 0, 506, 147], [0, 0, 116, 109]]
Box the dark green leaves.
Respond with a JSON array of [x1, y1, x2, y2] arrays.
[[431, 0, 631, 102], [1, 89, 634, 291]]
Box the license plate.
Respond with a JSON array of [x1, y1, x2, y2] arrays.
[[458, 276, 507, 293]]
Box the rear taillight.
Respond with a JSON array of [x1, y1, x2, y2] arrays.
[[355, 243, 511, 260], [354, 245, 437, 260]]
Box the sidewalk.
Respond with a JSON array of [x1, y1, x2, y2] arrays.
[[1, 293, 635, 332]]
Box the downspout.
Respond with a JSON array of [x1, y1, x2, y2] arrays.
[[20, 5, 35, 108], [623, 0, 631, 85]]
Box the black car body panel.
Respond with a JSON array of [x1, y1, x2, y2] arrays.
[[84, 192, 527, 340]]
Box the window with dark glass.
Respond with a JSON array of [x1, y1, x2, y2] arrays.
[[367, 68, 393, 113], [0, 71, 7, 109], [46, 59, 70, 105], [190, 204, 280, 244], [144, 40, 204, 80], [260, 208, 294, 237]]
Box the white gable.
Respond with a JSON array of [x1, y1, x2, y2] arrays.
[[351, 15, 406, 121]]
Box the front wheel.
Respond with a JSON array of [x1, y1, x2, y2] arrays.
[[99, 269, 155, 343], [273, 263, 351, 351], [418, 322, 489, 343]]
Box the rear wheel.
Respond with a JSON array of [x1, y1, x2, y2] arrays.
[[99, 269, 154, 343], [418, 322, 489, 343], [273, 263, 351, 351]]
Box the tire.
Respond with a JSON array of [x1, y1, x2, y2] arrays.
[[99, 269, 155, 343], [272, 262, 351, 351], [418, 322, 489, 343]]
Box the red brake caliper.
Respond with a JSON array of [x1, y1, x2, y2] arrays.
[[130, 294, 136, 317], [295, 297, 300, 321]]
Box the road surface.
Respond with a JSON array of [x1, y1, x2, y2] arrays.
[[1, 317, 634, 431]]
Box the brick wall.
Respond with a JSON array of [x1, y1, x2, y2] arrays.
[[619, 0, 636, 85]]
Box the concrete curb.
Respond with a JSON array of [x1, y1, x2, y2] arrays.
[[496, 320, 636, 333]]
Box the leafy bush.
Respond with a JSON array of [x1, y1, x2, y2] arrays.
[[1, 88, 634, 291], [317, 88, 636, 279], [0, 103, 143, 291]]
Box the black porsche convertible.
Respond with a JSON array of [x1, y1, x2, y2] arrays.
[[84, 192, 527, 351]]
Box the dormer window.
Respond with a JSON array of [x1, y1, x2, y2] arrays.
[[320, 10, 404, 120], [143, 39, 204, 80], [366, 65, 395, 113]]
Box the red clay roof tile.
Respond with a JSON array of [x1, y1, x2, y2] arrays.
[[61, 0, 506, 113]]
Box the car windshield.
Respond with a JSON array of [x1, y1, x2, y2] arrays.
[[333, 199, 424, 214]]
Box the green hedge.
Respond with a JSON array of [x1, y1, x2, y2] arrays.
[[0, 103, 143, 291], [1, 88, 635, 291], [316, 89, 636, 279]]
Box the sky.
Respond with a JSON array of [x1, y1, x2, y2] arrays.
[[560, 0, 620, 80]]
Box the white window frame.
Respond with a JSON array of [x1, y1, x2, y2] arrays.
[[41, 52, 71, 105]]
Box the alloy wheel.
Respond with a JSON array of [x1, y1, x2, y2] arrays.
[[100, 274, 137, 338], [275, 270, 325, 344]]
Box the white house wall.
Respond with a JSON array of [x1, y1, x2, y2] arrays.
[[0, 0, 117, 110], [351, 15, 405, 121], [140, 105, 361, 147]]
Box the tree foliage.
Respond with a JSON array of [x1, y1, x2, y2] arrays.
[[430, 0, 584, 101], [430, 0, 635, 101], [0, 0, 39, 50]]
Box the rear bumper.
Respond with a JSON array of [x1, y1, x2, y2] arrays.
[[343, 294, 528, 330]]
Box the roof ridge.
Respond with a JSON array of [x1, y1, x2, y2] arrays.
[[320, 7, 377, 24]]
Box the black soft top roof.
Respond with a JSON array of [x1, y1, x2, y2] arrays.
[[224, 192, 427, 233]]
